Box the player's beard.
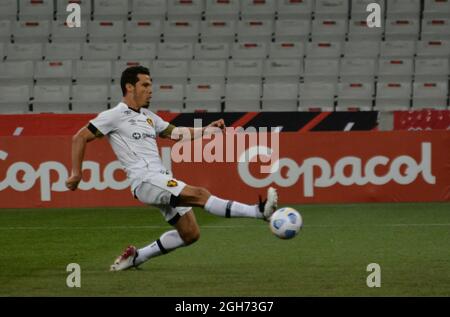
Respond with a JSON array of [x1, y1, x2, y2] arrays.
[[142, 100, 150, 109]]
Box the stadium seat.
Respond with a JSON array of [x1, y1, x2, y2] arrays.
[[71, 84, 109, 113], [343, 41, 380, 58], [311, 18, 348, 42], [0, 43, 4, 61], [0, 85, 30, 114], [387, 0, 421, 19], [93, 0, 129, 20], [19, 0, 54, 20], [82, 43, 120, 61], [200, 20, 236, 43], [385, 18, 420, 41], [337, 82, 374, 111], [205, 0, 240, 20], [56, 0, 91, 20], [269, 42, 304, 59], [6, 43, 43, 61], [415, 58, 449, 82], [262, 83, 299, 111], [0, 20, 12, 43], [51, 19, 87, 42], [352, 0, 386, 19], [13, 20, 50, 43], [0, 0, 18, 20], [299, 82, 336, 112], [225, 83, 261, 111], [189, 60, 227, 84], [421, 18, 450, 40], [304, 58, 340, 83], [277, 0, 314, 19], [88, 20, 125, 43], [194, 42, 230, 60], [348, 19, 384, 42], [113, 61, 151, 82], [227, 59, 263, 83], [378, 58, 414, 82], [185, 83, 224, 112], [125, 20, 162, 42], [416, 40, 450, 57], [34, 60, 73, 84], [151, 60, 189, 84], [0, 61, 34, 86], [340, 57, 377, 82], [241, 0, 276, 20], [167, 0, 204, 20], [237, 19, 273, 42], [275, 19, 311, 43], [75, 61, 112, 84], [232, 42, 268, 59], [163, 20, 200, 42], [380, 40, 416, 58], [375, 82, 412, 111], [110, 83, 123, 105], [32, 84, 71, 113], [131, 0, 167, 20], [424, 0, 450, 19], [314, 0, 349, 18], [151, 83, 185, 112], [263, 58, 303, 83], [413, 81, 449, 110], [121, 42, 157, 61], [158, 42, 194, 60], [44, 42, 82, 61], [306, 41, 342, 59]]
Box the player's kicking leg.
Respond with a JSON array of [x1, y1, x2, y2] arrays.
[[174, 185, 278, 221]]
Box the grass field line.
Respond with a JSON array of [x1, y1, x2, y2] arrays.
[[1, 223, 450, 230]]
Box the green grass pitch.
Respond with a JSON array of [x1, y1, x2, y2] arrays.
[[0, 203, 449, 296]]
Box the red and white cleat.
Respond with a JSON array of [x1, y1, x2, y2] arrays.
[[110, 245, 138, 272]]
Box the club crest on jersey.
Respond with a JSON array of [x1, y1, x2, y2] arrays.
[[167, 180, 178, 187], [147, 118, 154, 127]]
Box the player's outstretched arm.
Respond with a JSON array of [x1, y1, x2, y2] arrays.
[[65, 126, 98, 191], [160, 119, 226, 141]]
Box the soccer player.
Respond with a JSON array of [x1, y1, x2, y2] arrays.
[[65, 66, 278, 271]]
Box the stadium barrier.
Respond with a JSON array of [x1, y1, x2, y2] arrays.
[[0, 130, 449, 208], [394, 110, 450, 131]]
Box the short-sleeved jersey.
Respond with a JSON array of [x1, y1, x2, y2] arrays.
[[89, 102, 170, 191]]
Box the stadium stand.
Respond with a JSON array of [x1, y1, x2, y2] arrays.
[[0, 0, 448, 114]]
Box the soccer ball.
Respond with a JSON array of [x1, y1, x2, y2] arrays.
[[269, 207, 303, 239]]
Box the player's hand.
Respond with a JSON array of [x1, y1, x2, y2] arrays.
[[66, 174, 82, 191], [208, 119, 226, 131]]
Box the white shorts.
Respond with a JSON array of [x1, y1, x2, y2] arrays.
[[134, 173, 191, 225]]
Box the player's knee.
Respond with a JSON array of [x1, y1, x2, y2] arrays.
[[181, 226, 200, 245], [195, 187, 210, 199]]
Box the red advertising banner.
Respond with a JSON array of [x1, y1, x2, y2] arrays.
[[0, 131, 449, 208], [394, 110, 450, 131]]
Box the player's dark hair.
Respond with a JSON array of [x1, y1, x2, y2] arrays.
[[120, 66, 150, 97]]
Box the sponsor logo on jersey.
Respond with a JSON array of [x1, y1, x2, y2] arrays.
[[167, 180, 178, 187], [132, 132, 141, 140]]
